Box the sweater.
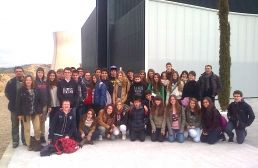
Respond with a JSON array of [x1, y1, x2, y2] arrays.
[[57, 79, 78, 108], [201, 107, 222, 134], [128, 81, 147, 103], [149, 108, 166, 133], [35, 78, 51, 107], [147, 83, 165, 103], [181, 80, 200, 101]]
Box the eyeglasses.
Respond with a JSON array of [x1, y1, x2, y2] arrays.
[[15, 71, 23, 73]]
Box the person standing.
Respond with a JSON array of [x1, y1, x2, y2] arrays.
[[197, 65, 222, 103], [109, 65, 117, 87], [165, 62, 176, 81], [5, 66, 26, 148]]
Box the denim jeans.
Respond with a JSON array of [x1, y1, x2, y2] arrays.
[[225, 121, 246, 144], [11, 112, 25, 144], [168, 129, 184, 143]]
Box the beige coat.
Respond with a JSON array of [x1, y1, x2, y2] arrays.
[[112, 80, 130, 104]]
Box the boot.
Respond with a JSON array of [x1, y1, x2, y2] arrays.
[[79, 138, 87, 146], [40, 136, 46, 143], [27, 145, 32, 151], [85, 140, 94, 145], [33, 140, 43, 152]]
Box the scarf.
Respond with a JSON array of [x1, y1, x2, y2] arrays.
[[203, 72, 212, 91], [172, 79, 177, 85]]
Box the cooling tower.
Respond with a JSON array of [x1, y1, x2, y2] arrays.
[[51, 31, 80, 71]]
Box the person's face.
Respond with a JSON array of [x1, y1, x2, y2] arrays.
[[145, 94, 152, 101], [87, 111, 93, 119], [101, 71, 108, 79], [14, 68, 24, 78], [154, 75, 159, 82], [110, 70, 117, 77], [170, 96, 177, 105], [37, 71, 44, 80], [116, 102, 123, 110], [57, 72, 63, 79], [96, 70, 101, 77], [205, 66, 212, 74], [25, 77, 32, 87], [190, 100, 195, 109], [128, 72, 134, 78], [62, 101, 70, 111], [161, 73, 167, 80], [202, 99, 210, 108], [134, 77, 141, 83], [84, 73, 91, 80], [188, 74, 195, 81], [172, 73, 178, 80], [78, 70, 83, 77], [149, 71, 154, 78], [155, 100, 161, 106], [233, 94, 242, 102], [181, 73, 187, 79], [49, 73, 56, 81], [133, 101, 141, 108], [117, 73, 123, 81], [140, 72, 145, 79], [166, 65, 172, 71], [107, 106, 113, 115], [72, 73, 79, 82], [92, 76, 97, 83], [64, 70, 71, 79]]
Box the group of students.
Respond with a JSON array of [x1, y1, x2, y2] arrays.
[[5, 63, 255, 152]]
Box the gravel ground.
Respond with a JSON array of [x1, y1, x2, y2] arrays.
[[0, 94, 11, 159]]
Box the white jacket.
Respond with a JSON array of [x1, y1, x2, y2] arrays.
[[166, 81, 184, 105]]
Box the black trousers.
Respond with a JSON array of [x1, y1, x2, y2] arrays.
[[130, 129, 145, 142], [151, 128, 166, 142], [200, 130, 221, 144]]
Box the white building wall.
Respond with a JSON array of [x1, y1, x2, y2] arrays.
[[146, 0, 258, 97]]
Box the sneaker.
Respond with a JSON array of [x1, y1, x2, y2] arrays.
[[187, 134, 191, 139], [99, 135, 103, 141], [40, 137, 46, 143], [122, 134, 126, 140], [27, 145, 32, 151], [12, 143, 19, 148], [228, 133, 234, 143]]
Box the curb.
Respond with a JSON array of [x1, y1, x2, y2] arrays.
[[0, 142, 15, 168]]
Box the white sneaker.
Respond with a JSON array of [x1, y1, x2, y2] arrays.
[[122, 134, 126, 140], [99, 135, 103, 141]]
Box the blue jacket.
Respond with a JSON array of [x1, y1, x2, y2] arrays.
[[129, 106, 148, 131], [48, 108, 76, 140], [94, 81, 107, 108]]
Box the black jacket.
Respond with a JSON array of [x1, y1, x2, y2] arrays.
[[128, 82, 147, 103], [5, 77, 19, 112], [129, 106, 148, 131], [227, 101, 255, 130], [101, 78, 114, 96], [57, 79, 78, 108], [48, 109, 76, 140], [16, 87, 43, 117], [181, 80, 200, 101], [115, 104, 130, 127], [35, 78, 51, 107]]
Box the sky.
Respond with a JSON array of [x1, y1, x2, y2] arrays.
[[0, 0, 96, 68]]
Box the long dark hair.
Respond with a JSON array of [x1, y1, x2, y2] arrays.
[[139, 70, 148, 84], [104, 104, 115, 118], [166, 95, 182, 116], [152, 73, 163, 93], [187, 98, 201, 117], [91, 73, 100, 90], [147, 68, 155, 84], [46, 70, 58, 89], [202, 97, 215, 117], [151, 96, 165, 116], [79, 109, 97, 130]]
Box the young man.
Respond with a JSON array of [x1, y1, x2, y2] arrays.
[[109, 65, 117, 87], [35, 67, 51, 143], [128, 74, 148, 106], [72, 70, 86, 129], [77, 67, 84, 83], [5, 66, 25, 148], [56, 68, 64, 81], [100, 68, 114, 96], [225, 90, 255, 144], [129, 98, 148, 142], [197, 65, 222, 103], [165, 62, 175, 81], [127, 68, 134, 85], [141, 90, 154, 136], [57, 67, 78, 124], [95, 68, 101, 77]]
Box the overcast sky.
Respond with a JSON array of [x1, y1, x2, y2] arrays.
[[0, 0, 96, 68]]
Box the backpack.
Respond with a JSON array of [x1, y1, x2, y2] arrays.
[[217, 110, 227, 132], [84, 87, 92, 105], [55, 138, 79, 154], [99, 82, 112, 105]]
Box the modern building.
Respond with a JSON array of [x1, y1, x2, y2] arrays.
[[81, 0, 258, 97]]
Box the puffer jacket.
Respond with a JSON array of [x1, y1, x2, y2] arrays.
[[94, 81, 107, 109], [129, 106, 148, 131]]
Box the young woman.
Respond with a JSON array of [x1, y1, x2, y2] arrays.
[[201, 97, 223, 144], [113, 71, 130, 104], [46, 70, 60, 126], [79, 109, 99, 145], [166, 71, 184, 105], [149, 96, 166, 142], [139, 70, 148, 85], [147, 73, 165, 102], [161, 71, 169, 103], [180, 70, 189, 84], [16, 75, 42, 151], [147, 69, 155, 84], [98, 104, 116, 140], [185, 98, 201, 142], [181, 71, 200, 101], [91, 73, 107, 116], [113, 101, 130, 140], [166, 95, 186, 143]]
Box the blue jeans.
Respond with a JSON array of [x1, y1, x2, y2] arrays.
[[225, 121, 246, 144], [71, 107, 77, 125], [168, 129, 184, 143]]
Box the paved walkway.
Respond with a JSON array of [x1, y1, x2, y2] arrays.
[[1, 98, 258, 168]]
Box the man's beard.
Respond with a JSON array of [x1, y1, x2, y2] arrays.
[[17, 76, 23, 82]]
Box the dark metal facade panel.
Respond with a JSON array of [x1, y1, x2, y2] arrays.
[[170, 0, 258, 14], [81, 8, 98, 72], [111, 1, 145, 72]]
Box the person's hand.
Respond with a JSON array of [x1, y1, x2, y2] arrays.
[[191, 126, 196, 129], [65, 135, 69, 139], [130, 102, 133, 105], [48, 108, 52, 113], [161, 132, 165, 136], [87, 136, 91, 141], [107, 134, 110, 139], [144, 105, 148, 112], [202, 132, 208, 135], [81, 133, 85, 138], [112, 124, 115, 127], [39, 114, 43, 117], [187, 125, 191, 129], [48, 140, 51, 145], [109, 129, 113, 133], [18, 116, 22, 120], [152, 130, 155, 133]]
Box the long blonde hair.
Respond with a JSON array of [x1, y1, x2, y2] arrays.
[[116, 71, 128, 87]]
